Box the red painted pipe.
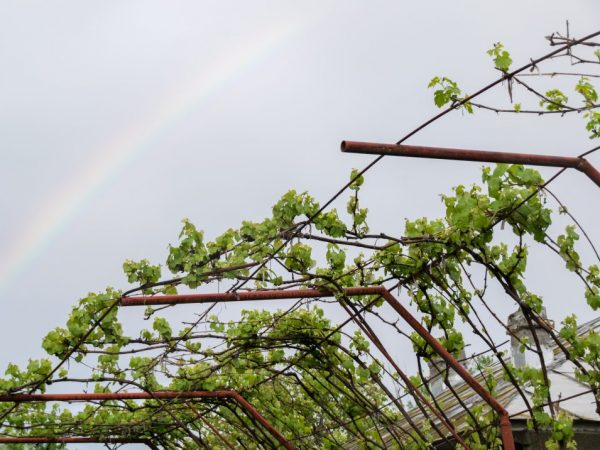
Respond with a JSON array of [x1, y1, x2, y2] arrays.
[[121, 288, 332, 306], [120, 287, 383, 307], [0, 437, 150, 444], [341, 140, 600, 188], [120, 287, 515, 449], [230, 392, 295, 450], [0, 390, 234, 403], [0, 390, 295, 450], [376, 288, 515, 450]]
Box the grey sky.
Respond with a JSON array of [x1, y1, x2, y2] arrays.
[[1, 2, 600, 446]]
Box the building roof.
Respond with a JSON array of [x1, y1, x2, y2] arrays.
[[346, 315, 600, 448]]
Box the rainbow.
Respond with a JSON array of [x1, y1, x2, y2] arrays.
[[0, 18, 308, 296]]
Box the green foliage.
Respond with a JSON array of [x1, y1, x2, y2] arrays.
[[546, 412, 577, 450], [428, 76, 473, 113], [314, 209, 347, 238], [166, 219, 210, 287], [560, 314, 600, 405], [539, 89, 569, 111], [583, 110, 600, 138], [152, 317, 172, 340], [487, 42, 513, 72], [575, 76, 598, 106], [437, 37, 600, 142], [557, 225, 581, 271], [535, 77, 600, 138], [284, 242, 315, 272], [123, 259, 161, 293]]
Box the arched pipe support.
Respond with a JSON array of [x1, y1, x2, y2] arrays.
[[0, 390, 295, 450], [119, 287, 516, 450]]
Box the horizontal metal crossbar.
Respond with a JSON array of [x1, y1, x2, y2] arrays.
[[341, 140, 600, 187]]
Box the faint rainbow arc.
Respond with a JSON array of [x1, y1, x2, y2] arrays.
[[0, 20, 303, 295]]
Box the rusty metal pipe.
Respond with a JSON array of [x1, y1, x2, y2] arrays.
[[230, 392, 295, 450], [186, 401, 237, 450], [121, 288, 335, 306], [341, 140, 600, 188], [499, 414, 515, 450], [120, 287, 515, 449], [0, 390, 296, 450], [337, 295, 469, 448], [120, 287, 386, 307], [0, 390, 235, 402], [578, 158, 600, 187], [376, 288, 515, 450], [0, 437, 150, 444]]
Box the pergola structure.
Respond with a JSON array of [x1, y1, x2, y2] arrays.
[[1, 137, 598, 447], [0, 287, 515, 449], [2, 137, 599, 447], [120, 287, 516, 449], [2, 30, 599, 449]]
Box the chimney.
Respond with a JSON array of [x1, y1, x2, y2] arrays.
[[427, 356, 445, 396], [427, 348, 467, 396], [506, 307, 554, 369]]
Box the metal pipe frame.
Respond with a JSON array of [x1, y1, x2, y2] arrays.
[[0, 390, 295, 450], [119, 287, 516, 450], [340, 140, 600, 187], [0, 437, 156, 448]]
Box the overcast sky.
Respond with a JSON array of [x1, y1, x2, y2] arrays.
[[1, 2, 600, 444]]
